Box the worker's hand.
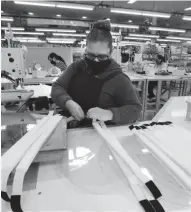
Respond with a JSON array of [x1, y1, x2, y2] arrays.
[[65, 100, 85, 121], [87, 107, 113, 121]]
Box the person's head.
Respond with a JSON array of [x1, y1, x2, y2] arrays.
[[48, 52, 57, 65], [85, 20, 113, 63], [48, 53, 66, 65], [156, 54, 165, 65]]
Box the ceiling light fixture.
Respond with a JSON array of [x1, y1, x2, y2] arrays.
[[28, 12, 34, 15], [157, 39, 181, 43], [111, 8, 142, 15], [128, 20, 132, 23], [18, 40, 46, 43], [56, 3, 93, 11], [187, 41, 191, 44], [128, 0, 137, 4], [53, 33, 86, 37], [13, 32, 44, 35], [142, 11, 170, 18], [48, 40, 75, 44], [129, 33, 159, 38], [46, 38, 76, 42], [166, 36, 191, 41], [35, 28, 76, 33], [1, 27, 24, 31], [183, 15, 191, 21], [56, 14, 61, 17], [111, 8, 170, 18], [111, 23, 139, 29], [14, 1, 55, 7], [119, 41, 144, 46], [124, 36, 151, 41], [85, 30, 120, 36], [149, 27, 186, 33], [13, 37, 38, 40], [184, 7, 191, 11], [82, 16, 87, 19], [1, 17, 14, 22]]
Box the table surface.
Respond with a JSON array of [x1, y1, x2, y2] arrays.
[[153, 96, 191, 132], [2, 97, 191, 212]]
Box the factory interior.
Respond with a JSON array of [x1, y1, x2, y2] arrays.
[[1, 1, 191, 212]]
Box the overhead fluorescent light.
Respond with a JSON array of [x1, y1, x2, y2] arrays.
[[56, 14, 61, 17], [14, 1, 55, 7], [124, 36, 151, 41], [46, 38, 76, 42], [129, 33, 159, 38], [183, 16, 191, 21], [142, 11, 170, 18], [111, 23, 139, 29], [28, 12, 34, 15], [13, 32, 44, 35], [1, 17, 14, 21], [56, 3, 93, 11], [35, 28, 76, 33], [128, 0, 137, 4], [160, 43, 167, 46], [187, 41, 191, 44], [53, 33, 86, 37], [166, 36, 191, 41], [149, 27, 186, 33], [85, 30, 120, 36], [184, 7, 191, 11], [48, 40, 75, 44], [118, 41, 144, 46], [19, 40, 46, 43], [157, 39, 181, 43], [111, 8, 170, 18], [13, 36, 38, 40], [111, 8, 142, 15], [82, 16, 87, 19], [1, 27, 24, 31]]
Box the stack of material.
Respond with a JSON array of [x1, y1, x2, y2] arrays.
[[129, 121, 191, 192], [22, 84, 51, 98], [93, 121, 165, 212], [1, 112, 65, 212]]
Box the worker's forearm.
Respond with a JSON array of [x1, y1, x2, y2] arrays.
[[110, 104, 142, 125], [51, 83, 72, 109]]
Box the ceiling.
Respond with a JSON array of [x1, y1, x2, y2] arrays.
[[1, 1, 191, 45], [1, 1, 191, 29]]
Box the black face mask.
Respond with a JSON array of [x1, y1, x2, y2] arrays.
[[85, 57, 111, 74], [50, 60, 56, 66]]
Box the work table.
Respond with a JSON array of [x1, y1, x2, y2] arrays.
[[1, 96, 191, 212]]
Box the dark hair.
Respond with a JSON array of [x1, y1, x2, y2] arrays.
[[156, 54, 165, 63], [87, 20, 112, 52], [48, 52, 66, 65]]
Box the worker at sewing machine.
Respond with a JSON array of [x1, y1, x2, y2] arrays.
[[51, 20, 142, 127], [48, 52, 67, 73], [148, 54, 168, 103]]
